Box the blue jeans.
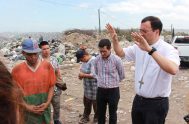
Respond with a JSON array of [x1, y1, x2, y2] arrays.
[[97, 87, 120, 124]]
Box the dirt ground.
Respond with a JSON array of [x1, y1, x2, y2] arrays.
[[1, 53, 188, 124], [58, 62, 189, 124]]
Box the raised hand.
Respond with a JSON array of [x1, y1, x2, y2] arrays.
[[131, 32, 151, 52], [105, 23, 125, 57], [106, 23, 118, 42]]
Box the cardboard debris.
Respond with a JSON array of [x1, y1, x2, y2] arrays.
[[64, 97, 74, 102]]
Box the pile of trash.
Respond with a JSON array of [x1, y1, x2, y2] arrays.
[[0, 39, 71, 64], [0, 32, 132, 67]]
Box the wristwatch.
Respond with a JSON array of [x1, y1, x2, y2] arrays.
[[148, 47, 157, 55]]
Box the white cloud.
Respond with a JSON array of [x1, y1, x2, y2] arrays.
[[104, 0, 174, 13], [78, 3, 91, 9], [104, 0, 189, 16], [102, 0, 189, 29]]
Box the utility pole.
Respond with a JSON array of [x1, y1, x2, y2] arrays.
[[98, 8, 101, 34], [171, 24, 175, 39]]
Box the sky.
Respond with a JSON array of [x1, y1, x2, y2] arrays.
[[0, 0, 189, 32]]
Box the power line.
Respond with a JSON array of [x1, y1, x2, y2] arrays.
[[38, 0, 96, 10], [100, 10, 127, 26], [38, 0, 103, 32], [38, 0, 139, 30], [36, 0, 174, 30], [38, 0, 129, 26]]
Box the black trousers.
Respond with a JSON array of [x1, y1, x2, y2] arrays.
[[97, 87, 120, 124], [131, 94, 169, 124], [83, 96, 97, 119]]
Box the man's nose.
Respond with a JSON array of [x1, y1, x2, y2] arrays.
[[101, 52, 105, 56]]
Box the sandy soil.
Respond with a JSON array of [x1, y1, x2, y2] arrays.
[[59, 62, 189, 124]]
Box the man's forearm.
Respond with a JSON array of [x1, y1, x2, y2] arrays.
[[46, 86, 54, 105], [112, 34, 125, 58], [151, 51, 179, 75], [21, 101, 30, 110], [55, 69, 62, 82]]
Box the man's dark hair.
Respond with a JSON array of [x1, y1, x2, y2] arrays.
[[98, 39, 111, 49], [141, 16, 163, 35], [39, 41, 49, 48]]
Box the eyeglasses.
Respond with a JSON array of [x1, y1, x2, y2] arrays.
[[139, 29, 153, 34]]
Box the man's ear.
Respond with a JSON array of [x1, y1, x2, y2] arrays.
[[155, 29, 160, 35]]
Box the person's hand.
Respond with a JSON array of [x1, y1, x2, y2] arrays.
[[25, 104, 44, 115], [106, 23, 118, 41], [36, 102, 49, 112], [78, 72, 85, 79], [131, 32, 151, 52]]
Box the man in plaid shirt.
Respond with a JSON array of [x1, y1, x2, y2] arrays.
[[94, 39, 125, 124], [76, 48, 98, 123]]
